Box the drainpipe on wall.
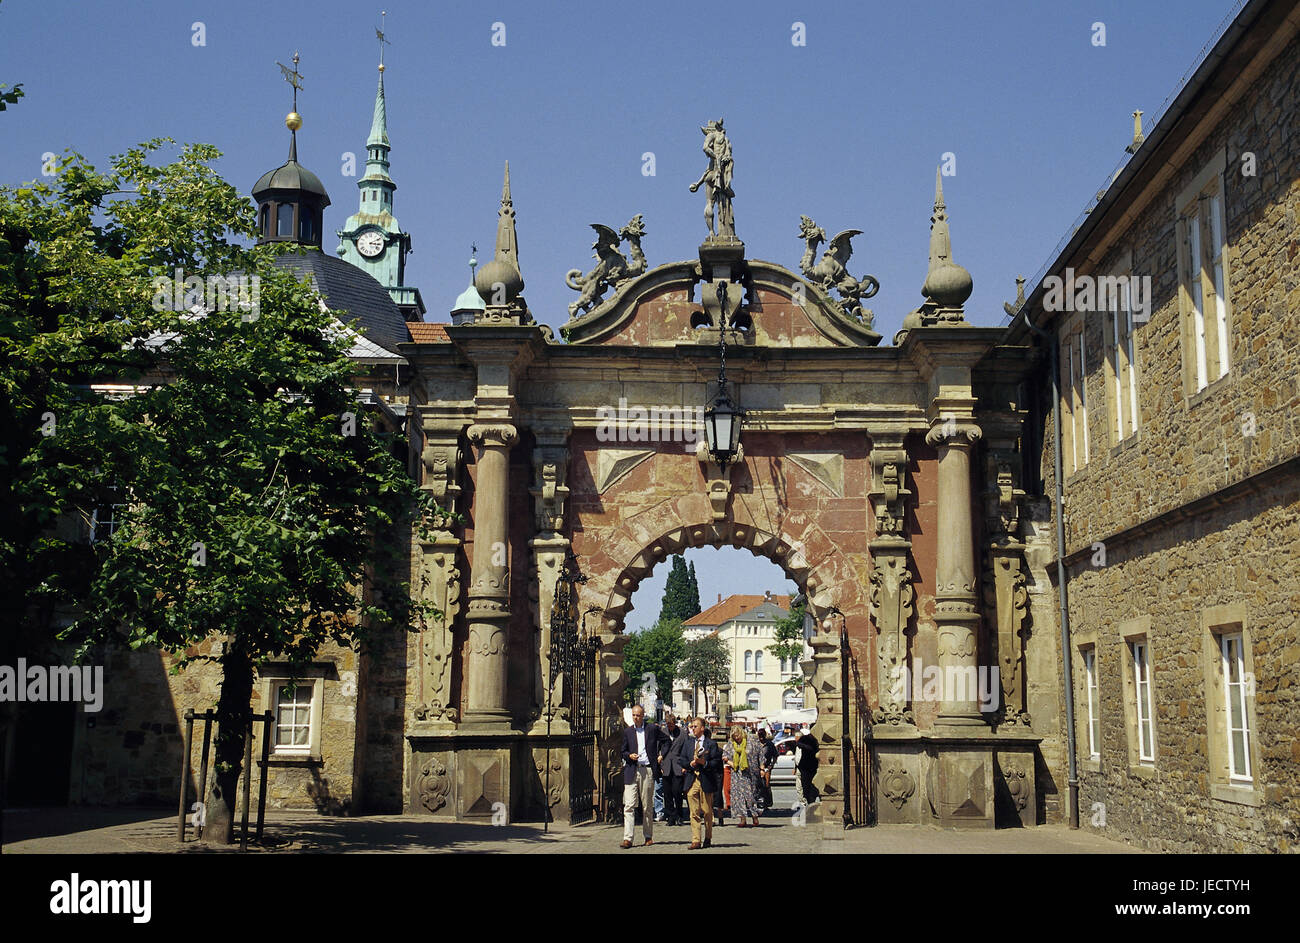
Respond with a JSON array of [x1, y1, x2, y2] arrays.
[[1025, 312, 1081, 829]]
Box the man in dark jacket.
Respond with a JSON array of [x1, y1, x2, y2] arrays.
[[795, 725, 820, 805], [658, 713, 685, 825], [621, 705, 668, 848], [674, 716, 723, 849]]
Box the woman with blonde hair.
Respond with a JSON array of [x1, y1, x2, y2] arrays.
[[722, 724, 763, 827]]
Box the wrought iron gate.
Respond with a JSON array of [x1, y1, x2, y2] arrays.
[[547, 551, 599, 822]]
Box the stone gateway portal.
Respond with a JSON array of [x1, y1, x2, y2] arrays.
[[401, 140, 1049, 829]]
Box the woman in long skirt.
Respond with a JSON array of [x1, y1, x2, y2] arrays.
[[723, 726, 763, 826]]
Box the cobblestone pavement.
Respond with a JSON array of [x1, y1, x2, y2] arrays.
[[3, 806, 1143, 854]]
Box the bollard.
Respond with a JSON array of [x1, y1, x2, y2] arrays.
[[256, 711, 272, 842], [240, 715, 253, 851], [196, 710, 213, 839], [177, 708, 195, 842]]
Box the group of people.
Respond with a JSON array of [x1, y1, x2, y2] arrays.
[[620, 707, 816, 850]]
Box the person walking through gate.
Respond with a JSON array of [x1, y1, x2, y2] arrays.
[[757, 727, 777, 811], [675, 716, 722, 849], [795, 725, 820, 806], [659, 713, 685, 825], [723, 725, 763, 827], [620, 705, 668, 848]]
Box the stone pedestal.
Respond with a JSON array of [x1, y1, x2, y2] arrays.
[[871, 727, 1042, 828]]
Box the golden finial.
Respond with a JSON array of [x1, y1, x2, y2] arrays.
[[277, 51, 304, 131]]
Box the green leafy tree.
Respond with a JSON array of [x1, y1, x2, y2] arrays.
[[659, 554, 698, 623], [679, 633, 730, 715], [621, 618, 685, 705], [1, 140, 438, 843], [767, 599, 808, 686]]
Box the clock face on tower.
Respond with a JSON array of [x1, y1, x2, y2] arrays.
[[357, 230, 385, 258]]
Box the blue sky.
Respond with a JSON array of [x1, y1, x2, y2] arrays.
[[0, 0, 1243, 615]]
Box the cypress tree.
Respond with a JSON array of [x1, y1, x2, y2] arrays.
[[660, 554, 694, 623], [685, 560, 702, 618]]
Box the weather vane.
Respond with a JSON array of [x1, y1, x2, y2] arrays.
[[276, 51, 303, 113], [376, 11, 390, 70]]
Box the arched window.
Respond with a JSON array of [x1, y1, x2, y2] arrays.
[[276, 203, 294, 237], [754, 651, 763, 673], [744, 651, 752, 673], [784, 689, 802, 710], [746, 688, 760, 710]]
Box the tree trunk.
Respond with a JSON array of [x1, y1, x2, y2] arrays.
[[205, 645, 254, 845]]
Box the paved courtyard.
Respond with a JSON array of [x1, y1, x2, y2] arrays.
[[3, 806, 1143, 854]]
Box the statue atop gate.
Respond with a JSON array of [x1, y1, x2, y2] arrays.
[[689, 118, 735, 240]]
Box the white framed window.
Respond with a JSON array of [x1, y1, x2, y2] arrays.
[[1108, 276, 1139, 442], [744, 650, 752, 674], [1083, 648, 1100, 760], [1177, 153, 1231, 395], [746, 688, 760, 711], [783, 689, 801, 710], [1131, 641, 1155, 763], [754, 651, 763, 674], [1220, 632, 1251, 783], [274, 682, 315, 755], [1059, 319, 1090, 473]]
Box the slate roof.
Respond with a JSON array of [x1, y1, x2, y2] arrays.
[[274, 250, 410, 353], [683, 594, 793, 628]]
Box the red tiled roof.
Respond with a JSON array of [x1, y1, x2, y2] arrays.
[[683, 594, 792, 627], [406, 322, 450, 343]]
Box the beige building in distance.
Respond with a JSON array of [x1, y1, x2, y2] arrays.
[[673, 592, 807, 717]]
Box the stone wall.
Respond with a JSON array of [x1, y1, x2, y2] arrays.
[[1033, 29, 1300, 851]]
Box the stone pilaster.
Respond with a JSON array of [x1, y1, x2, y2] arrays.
[[463, 421, 517, 728], [983, 439, 1030, 728], [528, 436, 571, 735], [926, 405, 984, 726], [868, 431, 915, 727], [805, 624, 844, 824], [414, 434, 463, 727]]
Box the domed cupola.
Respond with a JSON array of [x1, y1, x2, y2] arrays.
[[252, 53, 331, 248]]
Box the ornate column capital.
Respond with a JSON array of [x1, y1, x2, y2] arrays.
[[925, 415, 982, 449], [467, 422, 518, 448]]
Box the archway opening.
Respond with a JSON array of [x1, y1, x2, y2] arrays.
[[621, 546, 805, 723]]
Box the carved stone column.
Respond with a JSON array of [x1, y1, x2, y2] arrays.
[[926, 406, 984, 726], [868, 432, 915, 726], [529, 438, 571, 735], [983, 441, 1030, 727], [463, 421, 517, 728], [415, 436, 464, 726]]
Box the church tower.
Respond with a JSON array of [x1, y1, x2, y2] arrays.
[[336, 31, 425, 321]]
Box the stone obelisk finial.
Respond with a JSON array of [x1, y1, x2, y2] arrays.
[[474, 162, 527, 315]]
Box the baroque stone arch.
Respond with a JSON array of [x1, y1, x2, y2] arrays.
[[592, 520, 859, 635]]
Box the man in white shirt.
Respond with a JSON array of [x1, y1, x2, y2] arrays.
[[619, 705, 666, 848]]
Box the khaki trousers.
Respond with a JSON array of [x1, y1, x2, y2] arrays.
[[623, 766, 655, 842], [686, 777, 713, 845]]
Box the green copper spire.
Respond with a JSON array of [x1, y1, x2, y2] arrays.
[[367, 69, 389, 150], [335, 20, 424, 320]]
